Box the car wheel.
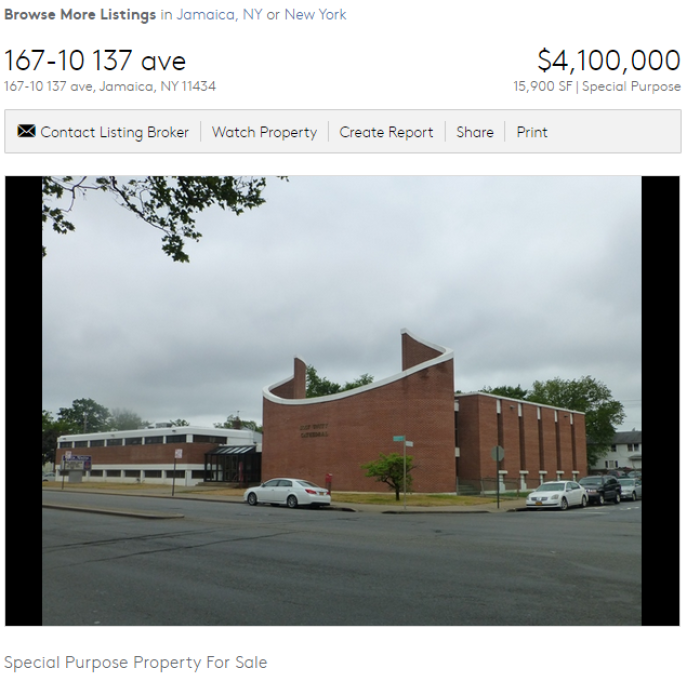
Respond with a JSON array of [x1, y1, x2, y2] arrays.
[[560, 497, 568, 511], [631, 492, 637, 501], [614, 492, 621, 504], [287, 495, 298, 509], [597, 495, 605, 506], [581, 496, 587, 509], [247, 492, 257, 506]]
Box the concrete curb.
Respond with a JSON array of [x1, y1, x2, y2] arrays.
[[42, 502, 185, 519]]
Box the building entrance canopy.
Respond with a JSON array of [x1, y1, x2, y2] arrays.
[[204, 446, 260, 484]]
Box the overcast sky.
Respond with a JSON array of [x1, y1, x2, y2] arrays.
[[42, 176, 641, 431]]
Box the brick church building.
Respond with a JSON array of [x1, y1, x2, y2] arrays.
[[262, 329, 587, 493]]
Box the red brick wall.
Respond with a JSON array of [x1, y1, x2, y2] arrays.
[[557, 412, 573, 472], [500, 400, 520, 477], [402, 331, 443, 371], [56, 442, 213, 467], [539, 407, 558, 477], [573, 413, 588, 474], [455, 395, 480, 482], [521, 403, 541, 475], [270, 357, 306, 399], [263, 357, 456, 493], [455, 394, 586, 486]]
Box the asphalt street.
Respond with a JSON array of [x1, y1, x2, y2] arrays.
[[42, 491, 642, 626]]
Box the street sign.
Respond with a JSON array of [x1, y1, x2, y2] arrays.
[[393, 435, 405, 442], [491, 445, 505, 463]]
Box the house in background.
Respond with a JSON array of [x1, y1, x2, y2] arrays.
[[590, 430, 642, 474]]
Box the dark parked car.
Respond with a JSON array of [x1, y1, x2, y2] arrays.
[[579, 475, 622, 505]]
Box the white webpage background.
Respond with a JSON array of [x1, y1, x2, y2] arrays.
[[6, 0, 692, 692]]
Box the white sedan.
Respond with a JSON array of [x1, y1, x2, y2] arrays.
[[244, 478, 331, 508], [526, 481, 588, 510]]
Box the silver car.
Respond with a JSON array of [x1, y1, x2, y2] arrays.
[[244, 478, 331, 508], [619, 477, 642, 500]]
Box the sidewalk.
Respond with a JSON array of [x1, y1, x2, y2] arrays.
[[43, 485, 528, 514]]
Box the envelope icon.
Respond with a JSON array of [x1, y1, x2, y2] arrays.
[[17, 124, 36, 138]]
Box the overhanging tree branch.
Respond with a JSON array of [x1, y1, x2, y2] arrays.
[[42, 175, 283, 262]]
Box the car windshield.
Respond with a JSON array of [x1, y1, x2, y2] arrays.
[[580, 477, 603, 485], [535, 483, 565, 491]]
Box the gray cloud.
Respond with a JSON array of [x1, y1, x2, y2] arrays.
[[42, 176, 641, 429]]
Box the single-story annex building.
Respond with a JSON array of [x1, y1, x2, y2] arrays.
[[55, 425, 262, 486], [262, 329, 588, 493]]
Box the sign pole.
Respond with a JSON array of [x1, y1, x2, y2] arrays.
[[172, 448, 183, 496], [393, 436, 413, 511], [403, 439, 407, 511], [393, 435, 406, 510], [491, 445, 505, 509]]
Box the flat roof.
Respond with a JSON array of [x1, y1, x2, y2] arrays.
[[455, 391, 586, 416], [57, 426, 260, 442]]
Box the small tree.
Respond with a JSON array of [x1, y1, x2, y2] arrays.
[[362, 452, 414, 501]]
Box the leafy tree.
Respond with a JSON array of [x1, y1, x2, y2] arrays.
[[482, 377, 624, 468], [168, 419, 190, 427], [56, 398, 111, 434], [42, 410, 67, 466], [107, 407, 150, 431], [361, 452, 414, 501], [481, 384, 530, 400], [214, 415, 262, 432], [527, 376, 625, 467], [42, 175, 277, 262], [345, 373, 374, 390], [306, 365, 374, 398]]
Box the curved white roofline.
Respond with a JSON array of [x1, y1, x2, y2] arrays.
[[263, 329, 453, 406]]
